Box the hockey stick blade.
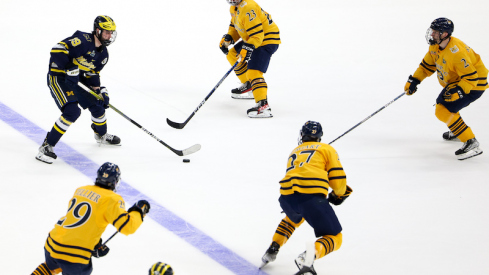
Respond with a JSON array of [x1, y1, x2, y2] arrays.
[[180, 143, 202, 156], [166, 118, 186, 129]]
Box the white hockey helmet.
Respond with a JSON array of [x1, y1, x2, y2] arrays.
[[226, 0, 242, 6]]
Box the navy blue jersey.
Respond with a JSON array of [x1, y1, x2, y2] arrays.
[[48, 31, 109, 87]]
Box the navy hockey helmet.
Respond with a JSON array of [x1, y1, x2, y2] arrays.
[[149, 262, 173, 275], [95, 162, 121, 191], [426, 18, 454, 45], [226, 0, 242, 6], [299, 121, 323, 144], [93, 15, 117, 47]]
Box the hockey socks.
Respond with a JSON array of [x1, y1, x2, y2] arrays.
[[272, 216, 304, 246], [31, 263, 60, 275], [435, 104, 475, 142], [315, 233, 342, 259]]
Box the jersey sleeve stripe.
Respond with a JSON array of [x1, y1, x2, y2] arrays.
[[420, 63, 435, 73], [265, 32, 280, 36], [279, 176, 329, 184], [249, 30, 264, 37], [117, 215, 131, 232], [461, 71, 477, 79], [422, 59, 436, 67], [246, 23, 263, 32], [329, 176, 346, 180], [112, 213, 128, 226], [327, 167, 344, 173], [263, 38, 280, 42]]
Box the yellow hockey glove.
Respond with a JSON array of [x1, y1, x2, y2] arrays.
[[239, 43, 255, 63], [219, 34, 234, 55], [404, 75, 421, 95], [328, 185, 353, 206], [443, 86, 465, 102]]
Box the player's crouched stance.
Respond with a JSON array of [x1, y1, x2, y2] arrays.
[[260, 121, 352, 274], [36, 15, 121, 164], [404, 18, 486, 160], [31, 162, 150, 275], [219, 0, 280, 118]]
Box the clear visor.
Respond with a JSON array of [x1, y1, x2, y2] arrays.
[[425, 28, 434, 44], [99, 29, 117, 46]]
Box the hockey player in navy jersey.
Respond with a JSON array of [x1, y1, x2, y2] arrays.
[[36, 15, 120, 164]]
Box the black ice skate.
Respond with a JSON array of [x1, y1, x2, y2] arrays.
[[91, 124, 121, 146], [294, 250, 317, 275], [259, 241, 280, 269], [442, 131, 459, 141], [231, 81, 253, 99], [455, 138, 483, 160], [35, 135, 57, 164], [247, 99, 273, 118]]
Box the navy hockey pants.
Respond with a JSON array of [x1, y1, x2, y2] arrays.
[[233, 41, 278, 73], [279, 193, 342, 238], [44, 248, 93, 275], [436, 89, 484, 113]]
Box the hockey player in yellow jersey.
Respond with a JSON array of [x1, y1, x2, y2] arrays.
[[404, 18, 487, 160], [31, 162, 150, 275], [219, 0, 280, 118], [260, 121, 352, 274]]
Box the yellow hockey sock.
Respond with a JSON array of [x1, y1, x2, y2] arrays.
[[247, 69, 267, 102], [435, 104, 475, 142], [227, 47, 248, 83], [315, 232, 343, 259], [272, 216, 304, 247]]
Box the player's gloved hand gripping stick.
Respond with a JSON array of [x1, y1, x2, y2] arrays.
[[78, 82, 201, 156]]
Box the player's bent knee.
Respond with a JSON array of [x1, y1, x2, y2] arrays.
[[247, 69, 264, 83], [88, 104, 106, 118], [435, 103, 456, 124], [62, 103, 81, 123]]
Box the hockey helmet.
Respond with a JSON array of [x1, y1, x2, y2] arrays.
[[149, 262, 173, 275], [226, 0, 242, 6], [426, 18, 454, 45], [93, 15, 117, 46], [95, 162, 121, 191], [299, 121, 323, 144]]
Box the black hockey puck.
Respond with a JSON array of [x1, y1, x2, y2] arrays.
[[183, 159, 190, 163]]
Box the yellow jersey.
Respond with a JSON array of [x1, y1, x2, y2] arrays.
[[44, 185, 143, 264], [279, 142, 347, 197], [413, 36, 488, 93], [228, 0, 280, 48]]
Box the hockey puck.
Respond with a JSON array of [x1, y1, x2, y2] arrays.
[[183, 159, 190, 163]]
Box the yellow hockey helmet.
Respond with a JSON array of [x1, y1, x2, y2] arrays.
[[93, 15, 117, 46], [148, 262, 173, 275]]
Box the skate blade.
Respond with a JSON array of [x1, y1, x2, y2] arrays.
[[457, 148, 483, 160], [231, 93, 254, 100], [96, 141, 122, 147], [247, 111, 273, 118], [259, 261, 268, 269]]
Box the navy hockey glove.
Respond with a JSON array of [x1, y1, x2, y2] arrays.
[[328, 185, 353, 206], [219, 34, 234, 55], [443, 86, 465, 102], [128, 200, 151, 220], [65, 62, 80, 87], [404, 75, 421, 95], [239, 43, 255, 63], [92, 239, 110, 258], [95, 87, 110, 109]]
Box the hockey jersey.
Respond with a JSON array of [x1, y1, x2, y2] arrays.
[[279, 142, 347, 197], [49, 31, 109, 87], [413, 36, 488, 93], [227, 0, 280, 48], [44, 185, 143, 264]]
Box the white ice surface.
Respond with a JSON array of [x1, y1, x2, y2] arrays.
[[1, 0, 489, 274]]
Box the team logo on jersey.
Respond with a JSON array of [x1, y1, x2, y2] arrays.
[[443, 58, 446, 64], [102, 58, 108, 65], [88, 51, 96, 57], [450, 45, 459, 53]]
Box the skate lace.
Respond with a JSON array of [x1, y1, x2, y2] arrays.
[[239, 82, 250, 92], [103, 133, 115, 141], [461, 139, 478, 151]]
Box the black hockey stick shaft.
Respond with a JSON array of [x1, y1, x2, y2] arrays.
[[166, 61, 240, 129], [329, 92, 405, 145], [77, 83, 201, 156], [103, 231, 118, 246]]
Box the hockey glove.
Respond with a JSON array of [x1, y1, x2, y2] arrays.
[[442, 86, 464, 102], [65, 62, 80, 87], [128, 200, 151, 220], [95, 87, 110, 109], [219, 34, 234, 55], [239, 43, 255, 63], [92, 239, 110, 258], [328, 185, 353, 206], [404, 75, 421, 95]]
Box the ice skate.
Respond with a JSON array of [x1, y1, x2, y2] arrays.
[[294, 250, 317, 275], [35, 138, 57, 164], [91, 124, 121, 146], [442, 131, 459, 141], [247, 99, 273, 118], [231, 81, 254, 99], [259, 241, 280, 269], [455, 138, 483, 160]]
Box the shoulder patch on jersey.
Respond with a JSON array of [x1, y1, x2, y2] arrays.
[[239, 1, 247, 8], [450, 45, 459, 53], [83, 34, 92, 42], [102, 58, 108, 65]]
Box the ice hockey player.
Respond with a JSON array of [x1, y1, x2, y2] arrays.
[[260, 121, 352, 274], [36, 15, 121, 164], [404, 18, 486, 160], [219, 0, 280, 118], [149, 262, 174, 275], [31, 162, 150, 275]]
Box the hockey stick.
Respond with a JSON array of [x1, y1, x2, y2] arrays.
[[166, 61, 240, 129], [77, 83, 201, 156], [103, 231, 118, 246], [328, 92, 405, 145]]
